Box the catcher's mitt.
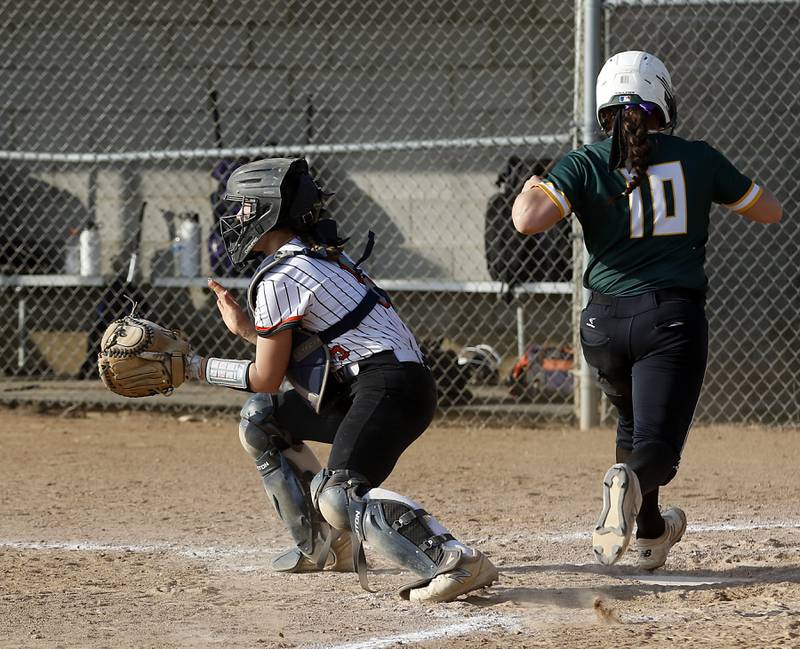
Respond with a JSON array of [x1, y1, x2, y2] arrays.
[[97, 316, 193, 398]]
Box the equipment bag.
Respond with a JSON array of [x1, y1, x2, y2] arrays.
[[484, 155, 572, 286]]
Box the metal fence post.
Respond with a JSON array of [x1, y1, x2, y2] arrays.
[[579, 0, 602, 430], [16, 287, 26, 370]]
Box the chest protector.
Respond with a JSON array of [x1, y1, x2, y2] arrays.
[[246, 236, 389, 413]]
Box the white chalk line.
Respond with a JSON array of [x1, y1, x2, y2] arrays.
[[690, 520, 800, 533], [0, 539, 281, 568], [506, 519, 800, 543], [294, 606, 681, 649], [296, 612, 519, 649], [1, 518, 797, 569]]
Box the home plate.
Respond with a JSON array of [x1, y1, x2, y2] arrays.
[[629, 574, 748, 587]]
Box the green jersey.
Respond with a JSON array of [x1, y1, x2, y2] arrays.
[[541, 134, 760, 296]]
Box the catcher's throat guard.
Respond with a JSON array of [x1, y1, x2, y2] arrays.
[[246, 239, 386, 412]]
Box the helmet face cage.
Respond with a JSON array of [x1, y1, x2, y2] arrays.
[[219, 196, 276, 267]]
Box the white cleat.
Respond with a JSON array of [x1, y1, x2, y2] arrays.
[[636, 507, 687, 571], [406, 550, 498, 603], [592, 463, 643, 566]]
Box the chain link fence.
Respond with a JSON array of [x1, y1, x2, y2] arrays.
[[0, 0, 796, 424], [604, 0, 799, 423]]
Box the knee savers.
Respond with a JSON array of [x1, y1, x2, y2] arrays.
[[311, 469, 460, 579]]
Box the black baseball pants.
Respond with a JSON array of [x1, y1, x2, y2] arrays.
[[273, 353, 438, 488], [580, 288, 708, 501]]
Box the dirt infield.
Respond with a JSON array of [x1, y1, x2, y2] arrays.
[[1, 406, 799, 648]]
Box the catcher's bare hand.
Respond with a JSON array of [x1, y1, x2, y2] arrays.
[[207, 278, 257, 343]]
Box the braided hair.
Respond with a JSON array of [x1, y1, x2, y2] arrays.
[[296, 217, 349, 262], [602, 106, 653, 203]]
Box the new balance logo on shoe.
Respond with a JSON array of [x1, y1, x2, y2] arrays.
[[636, 507, 687, 570]]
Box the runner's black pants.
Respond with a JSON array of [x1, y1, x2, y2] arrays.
[[580, 288, 708, 496]]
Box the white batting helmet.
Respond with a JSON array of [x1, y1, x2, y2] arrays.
[[457, 344, 502, 385], [596, 51, 677, 132]]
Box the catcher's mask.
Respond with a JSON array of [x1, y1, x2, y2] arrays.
[[220, 157, 333, 267]]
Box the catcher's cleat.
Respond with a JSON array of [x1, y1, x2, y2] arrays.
[[271, 532, 356, 573], [635, 507, 687, 571], [402, 550, 498, 603], [592, 463, 642, 566]]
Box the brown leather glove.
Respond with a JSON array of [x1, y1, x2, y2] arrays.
[[97, 316, 194, 397]]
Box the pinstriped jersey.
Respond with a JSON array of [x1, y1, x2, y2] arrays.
[[252, 238, 424, 369], [540, 134, 758, 296]]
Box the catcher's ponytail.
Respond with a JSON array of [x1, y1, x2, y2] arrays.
[[297, 218, 348, 262]]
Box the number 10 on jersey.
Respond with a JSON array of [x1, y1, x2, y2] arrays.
[[626, 161, 687, 238]]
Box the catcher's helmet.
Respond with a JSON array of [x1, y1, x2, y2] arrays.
[[220, 157, 332, 267], [596, 51, 677, 132]]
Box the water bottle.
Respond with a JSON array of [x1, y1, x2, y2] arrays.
[[64, 228, 81, 274], [79, 221, 101, 276], [177, 212, 201, 277], [170, 236, 184, 277]]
